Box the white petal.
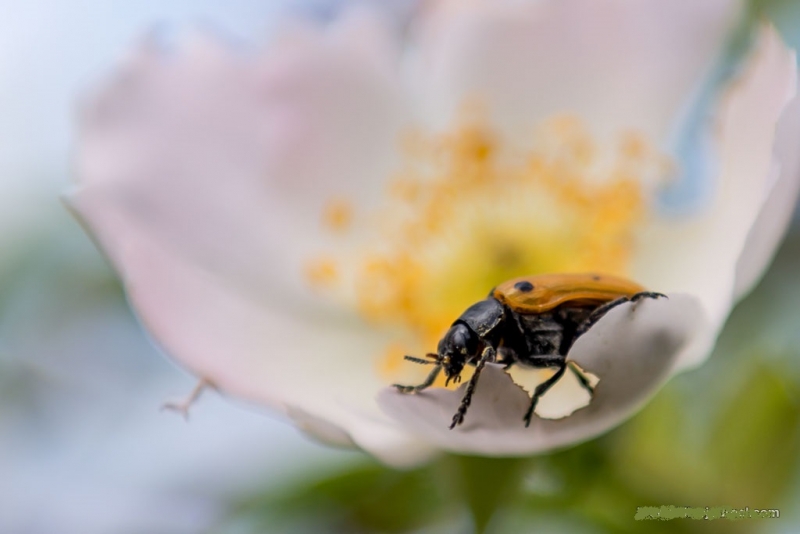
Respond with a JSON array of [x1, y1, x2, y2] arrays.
[[65, 200, 435, 465], [734, 93, 800, 298], [411, 0, 740, 140], [66, 16, 445, 466], [284, 406, 357, 449], [72, 15, 407, 317], [378, 294, 705, 455], [284, 404, 435, 467], [632, 27, 798, 370]]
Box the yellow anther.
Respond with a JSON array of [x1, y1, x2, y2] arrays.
[[322, 198, 353, 232], [308, 111, 668, 384], [304, 258, 339, 288]]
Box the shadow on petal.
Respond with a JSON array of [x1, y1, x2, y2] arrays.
[[378, 294, 706, 456]]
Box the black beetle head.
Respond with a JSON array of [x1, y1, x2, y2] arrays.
[[437, 323, 478, 385]]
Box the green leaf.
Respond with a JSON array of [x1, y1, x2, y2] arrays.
[[223, 460, 451, 534], [447, 455, 527, 533], [706, 360, 800, 504]]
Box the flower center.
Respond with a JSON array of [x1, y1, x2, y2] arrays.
[[307, 113, 669, 389]]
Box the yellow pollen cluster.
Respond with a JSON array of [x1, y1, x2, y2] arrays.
[[304, 257, 338, 288], [322, 198, 353, 232], [308, 114, 669, 386]]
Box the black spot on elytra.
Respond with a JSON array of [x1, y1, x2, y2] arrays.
[[514, 281, 534, 292], [592, 275, 601, 281]]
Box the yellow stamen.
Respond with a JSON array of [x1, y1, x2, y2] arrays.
[[304, 257, 338, 288], [305, 113, 668, 388], [322, 198, 353, 232]]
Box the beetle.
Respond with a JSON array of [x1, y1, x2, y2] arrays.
[[393, 273, 665, 429]]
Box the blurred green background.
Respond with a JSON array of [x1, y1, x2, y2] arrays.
[[1, 1, 799, 533]]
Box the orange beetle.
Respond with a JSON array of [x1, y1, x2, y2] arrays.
[[394, 273, 665, 429]]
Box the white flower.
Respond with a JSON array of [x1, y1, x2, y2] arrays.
[[67, 0, 800, 466]]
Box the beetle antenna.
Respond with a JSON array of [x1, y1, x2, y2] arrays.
[[404, 354, 439, 366]]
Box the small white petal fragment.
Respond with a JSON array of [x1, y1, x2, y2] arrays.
[[378, 294, 705, 456], [505, 364, 598, 420]]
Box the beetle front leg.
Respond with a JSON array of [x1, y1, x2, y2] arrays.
[[450, 346, 496, 429], [393, 363, 442, 394]]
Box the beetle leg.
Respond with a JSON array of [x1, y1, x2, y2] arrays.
[[393, 364, 442, 394], [523, 364, 567, 427], [567, 361, 595, 395], [497, 347, 517, 369], [450, 346, 495, 429], [574, 296, 629, 338], [575, 291, 667, 340], [630, 291, 668, 307]]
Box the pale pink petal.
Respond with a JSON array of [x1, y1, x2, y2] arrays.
[[283, 407, 357, 449], [67, 196, 434, 465], [734, 94, 800, 298], [68, 15, 443, 463], [379, 294, 705, 455], [285, 405, 435, 467], [632, 27, 798, 371], [69, 2, 794, 464], [72, 13, 408, 317], [411, 0, 740, 140]]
